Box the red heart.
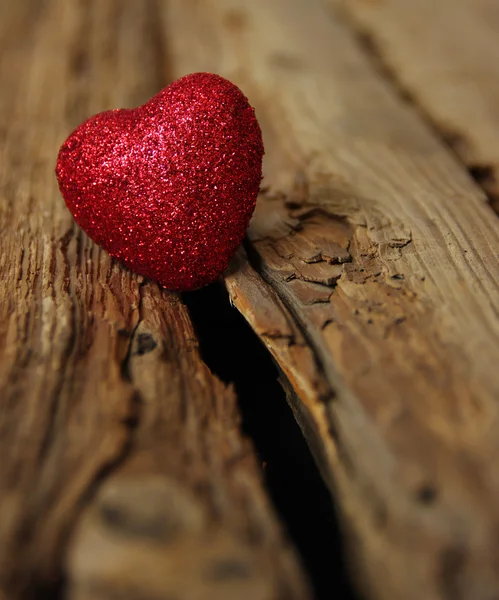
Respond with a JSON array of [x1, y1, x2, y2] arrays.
[[56, 73, 264, 291]]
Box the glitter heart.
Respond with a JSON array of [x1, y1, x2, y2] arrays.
[[55, 73, 264, 291]]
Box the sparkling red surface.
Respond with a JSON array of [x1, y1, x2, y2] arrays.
[[56, 72, 264, 291]]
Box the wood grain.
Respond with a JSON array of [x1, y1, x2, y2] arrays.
[[68, 284, 309, 600], [0, 1, 308, 598], [331, 0, 499, 213], [159, 0, 499, 598]]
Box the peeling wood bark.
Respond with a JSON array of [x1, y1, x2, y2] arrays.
[[159, 0, 499, 598], [330, 0, 499, 214], [0, 1, 309, 598]]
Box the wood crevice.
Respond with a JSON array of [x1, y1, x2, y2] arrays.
[[184, 282, 358, 600]]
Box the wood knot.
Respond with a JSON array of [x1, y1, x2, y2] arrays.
[[134, 332, 158, 356], [97, 478, 205, 543]]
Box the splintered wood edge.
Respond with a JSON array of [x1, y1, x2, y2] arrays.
[[224, 250, 338, 476]]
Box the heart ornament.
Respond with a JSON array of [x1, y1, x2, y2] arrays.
[[56, 73, 264, 291]]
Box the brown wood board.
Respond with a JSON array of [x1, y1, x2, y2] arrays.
[[0, 1, 309, 599]]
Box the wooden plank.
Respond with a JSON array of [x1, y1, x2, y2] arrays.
[[68, 284, 309, 600], [160, 0, 499, 599], [0, 1, 309, 598], [331, 0, 499, 213]]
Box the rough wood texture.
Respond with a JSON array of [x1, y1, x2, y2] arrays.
[[159, 0, 499, 598], [331, 0, 499, 213], [4, 0, 499, 599], [0, 2, 309, 598], [69, 285, 308, 600]]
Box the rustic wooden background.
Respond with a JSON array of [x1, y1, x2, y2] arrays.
[[1, 0, 499, 599]]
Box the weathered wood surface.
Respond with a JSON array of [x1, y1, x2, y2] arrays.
[[69, 285, 309, 600], [0, 2, 309, 599], [3, 0, 499, 599], [331, 0, 499, 213], [160, 0, 499, 598]]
